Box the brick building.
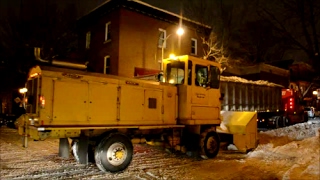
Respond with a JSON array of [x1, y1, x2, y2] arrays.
[[77, 0, 211, 77]]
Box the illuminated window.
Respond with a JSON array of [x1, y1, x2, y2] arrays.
[[195, 64, 208, 87], [104, 56, 110, 74], [86, 31, 91, 49], [191, 38, 197, 55], [105, 22, 111, 42], [158, 28, 166, 48]]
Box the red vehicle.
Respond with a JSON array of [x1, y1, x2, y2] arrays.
[[282, 89, 308, 125]]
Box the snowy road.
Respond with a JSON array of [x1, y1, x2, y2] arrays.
[[0, 123, 319, 180]]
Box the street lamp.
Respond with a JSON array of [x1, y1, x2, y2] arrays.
[[313, 90, 318, 95], [19, 87, 27, 94], [161, 27, 184, 70]]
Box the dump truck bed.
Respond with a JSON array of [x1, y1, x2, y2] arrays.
[[220, 76, 283, 112]]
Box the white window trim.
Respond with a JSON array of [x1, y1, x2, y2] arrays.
[[104, 55, 110, 74], [158, 28, 167, 48], [105, 22, 111, 42], [85, 31, 91, 49], [191, 38, 197, 55]]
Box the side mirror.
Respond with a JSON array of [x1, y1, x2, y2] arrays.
[[219, 93, 225, 101], [157, 73, 163, 82]]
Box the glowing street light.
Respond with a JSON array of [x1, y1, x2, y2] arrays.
[[19, 88, 28, 94], [161, 27, 184, 70], [312, 90, 318, 95]]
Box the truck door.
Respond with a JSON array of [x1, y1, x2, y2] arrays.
[[191, 64, 220, 120]]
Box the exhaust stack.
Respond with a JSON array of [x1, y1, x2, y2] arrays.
[[34, 47, 88, 70]]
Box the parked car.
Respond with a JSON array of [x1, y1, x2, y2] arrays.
[[5, 114, 18, 128], [304, 107, 315, 118]]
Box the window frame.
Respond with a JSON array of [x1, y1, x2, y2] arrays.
[[191, 38, 197, 55], [105, 22, 111, 42], [158, 28, 167, 48], [104, 55, 110, 74], [85, 31, 91, 49]]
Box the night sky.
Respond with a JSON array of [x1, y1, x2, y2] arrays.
[[0, 0, 180, 19]]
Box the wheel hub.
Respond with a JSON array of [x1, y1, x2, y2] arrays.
[[106, 142, 127, 166], [115, 149, 124, 159], [207, 136, 217, 153]]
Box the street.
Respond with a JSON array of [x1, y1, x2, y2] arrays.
[[0, 121, 319, 180]]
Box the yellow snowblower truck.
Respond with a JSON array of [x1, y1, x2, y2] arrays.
[[16, 51, 257, 172]]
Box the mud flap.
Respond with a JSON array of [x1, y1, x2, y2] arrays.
[[59, 138, 70, 158], [78, 135, 89, 164]]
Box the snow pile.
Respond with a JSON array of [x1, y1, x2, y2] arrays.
[[220, 76, 283, 87], [248, 121, 320, 179]]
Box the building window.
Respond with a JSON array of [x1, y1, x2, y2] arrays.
[[86, 31, 91, 49], [104, 56, 110, 74], [105, 22, 111, 42], [158, 28, 166, 48], [191, 38, 197, 55]]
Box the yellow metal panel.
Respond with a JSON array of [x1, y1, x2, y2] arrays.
[[191, 86, 209, 105], [162, 86, 177, 124], [88, 82, 118, 124], [191, 106, 219, 120], [179, 119, 221, 125], [39, 76, 54, 123], [177, 85, 190, 120], [119, 86, 144, 123], [52, 80, 88, 124], [220, 111, 258, 152], [143, 89, 163, 122], [220, 111, 257, 134]]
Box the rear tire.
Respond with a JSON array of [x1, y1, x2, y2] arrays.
[[71, 140, 95, 163], [283, 116, 289, 126], [94, 133, 133, 172], [200, 131, 220, 159]]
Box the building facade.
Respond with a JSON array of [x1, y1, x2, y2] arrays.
[[77, 0, 211, 77]]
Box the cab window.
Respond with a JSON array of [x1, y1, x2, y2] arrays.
[[195, 65, 208, 87], [165, 61, 185, 84]]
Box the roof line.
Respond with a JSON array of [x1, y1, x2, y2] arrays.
[[129, 0, 211, 29], [79, 0, 211, 29]]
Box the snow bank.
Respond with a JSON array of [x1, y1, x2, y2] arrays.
[[248, 121, 320, 179], [220, 76, 283, 87]]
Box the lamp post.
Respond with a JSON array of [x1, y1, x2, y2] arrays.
[[161, 27, 184, 71]]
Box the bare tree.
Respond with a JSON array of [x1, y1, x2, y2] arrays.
[[257, 0, 320, 73], [183, 0, 256, 67]]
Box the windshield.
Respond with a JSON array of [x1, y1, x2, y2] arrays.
[[25, 77, 39, 114], [165, 61, 185, 84]]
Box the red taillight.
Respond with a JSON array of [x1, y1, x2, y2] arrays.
[[289, 98, 294, 109]]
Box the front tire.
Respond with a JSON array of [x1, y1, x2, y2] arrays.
[[94, 133, 133, 172], [200, 131, 220, 159]]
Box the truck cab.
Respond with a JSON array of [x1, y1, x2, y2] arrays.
[[162, 55, 222, 125]]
